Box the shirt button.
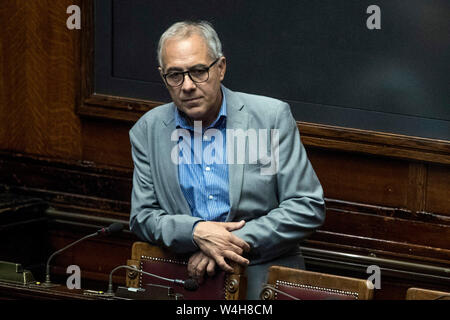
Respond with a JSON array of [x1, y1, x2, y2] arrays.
[[205, 166, 211, 172], [208, 195, 214, 200]]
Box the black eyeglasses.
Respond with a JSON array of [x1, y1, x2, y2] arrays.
[[163, 58, 220, 87]]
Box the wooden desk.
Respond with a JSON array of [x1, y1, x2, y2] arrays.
[[0, 281, 114, 300]]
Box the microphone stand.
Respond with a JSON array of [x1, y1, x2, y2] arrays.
[[106, 265, 185, 295], [43, 232, 99, 287]]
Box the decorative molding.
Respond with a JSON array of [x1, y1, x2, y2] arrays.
[[79, 94, 160, 122], [301, 245, 450, 286], [78, 0, 162, 123], [299, 122, 450, 165]]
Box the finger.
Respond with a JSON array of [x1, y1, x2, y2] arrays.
[[221, 220, 245, 232], [227, 242, 244, 255], [200, 239, 244, 259], [187, 252, 203, 276], [194, 256, 209, 279], [223, 250, 250, 266], [206, 259, 216, 277], [191, 252, 204, 265], [228, 233, 251, 252], [187, 259, 197, 277], [214, 256, 234, 273], [187, 257, 195, 276]]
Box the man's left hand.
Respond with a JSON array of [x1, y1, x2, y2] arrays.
[[187, 251, 216, 283]]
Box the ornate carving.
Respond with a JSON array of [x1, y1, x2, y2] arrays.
[[226, 278, 239, 293], [127, 265, 138, 280], [260, 287, 275, 300]]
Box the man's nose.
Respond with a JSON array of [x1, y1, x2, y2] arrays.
[[181, 73, 196, 91]]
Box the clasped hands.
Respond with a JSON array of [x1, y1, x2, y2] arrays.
[[187, 220, 250, 283]]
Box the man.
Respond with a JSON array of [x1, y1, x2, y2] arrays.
[[129, 21, 325, 299]]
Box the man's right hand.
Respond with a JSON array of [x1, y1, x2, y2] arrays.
[[193, 220, 250, 273]]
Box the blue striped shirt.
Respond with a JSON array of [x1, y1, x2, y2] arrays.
[[175, 91, 230, 222]]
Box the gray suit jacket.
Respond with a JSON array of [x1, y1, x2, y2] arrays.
[[129, 86, 325, 297]]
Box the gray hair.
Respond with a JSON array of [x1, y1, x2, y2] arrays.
[[157, 21, 223, 68]]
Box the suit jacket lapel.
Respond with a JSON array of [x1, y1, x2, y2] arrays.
[[223, 86, 248, 221], [160, 104, 192, 215]]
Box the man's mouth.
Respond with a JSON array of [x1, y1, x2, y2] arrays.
[[182, 97, 202, 103]]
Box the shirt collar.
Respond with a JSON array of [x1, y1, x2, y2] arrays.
[[175, 88, 227, 130]]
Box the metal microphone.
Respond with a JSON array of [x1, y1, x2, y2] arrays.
[[43, 222, 124, 286], [106, 265, 199, 295], [97, 222, 124, 235]]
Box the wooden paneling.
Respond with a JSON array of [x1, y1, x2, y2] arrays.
[[82, 118, 134, 168], [0, 0, 82, 160], [426, 165, 450, 216], [2, 151, 448, 257], [299, 122, 450, 165], [307, 148, 410, 208], [406, 162, 428, 213], [321, 211, 450, 256], [0, 152, 132, 218], [1, 151, 449, 299], [48, 226, 136, 286]]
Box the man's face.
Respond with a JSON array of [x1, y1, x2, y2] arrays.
[[160, 34, 226, 125]]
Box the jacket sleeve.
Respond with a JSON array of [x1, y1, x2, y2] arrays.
[[232, 102, 326, 264], [128, 120, 202, 253]]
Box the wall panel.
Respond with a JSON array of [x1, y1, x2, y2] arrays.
[[426, 165, 450, 216], [82, 118, 133, 168], [307, 148, 410, 208], [0, 0, 82, 160]]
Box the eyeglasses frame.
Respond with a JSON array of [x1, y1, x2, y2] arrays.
[[162, 57, 221, 87]]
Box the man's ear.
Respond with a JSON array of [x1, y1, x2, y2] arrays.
[[158, 66, 167, 85], [218, 56, 226, 81]]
